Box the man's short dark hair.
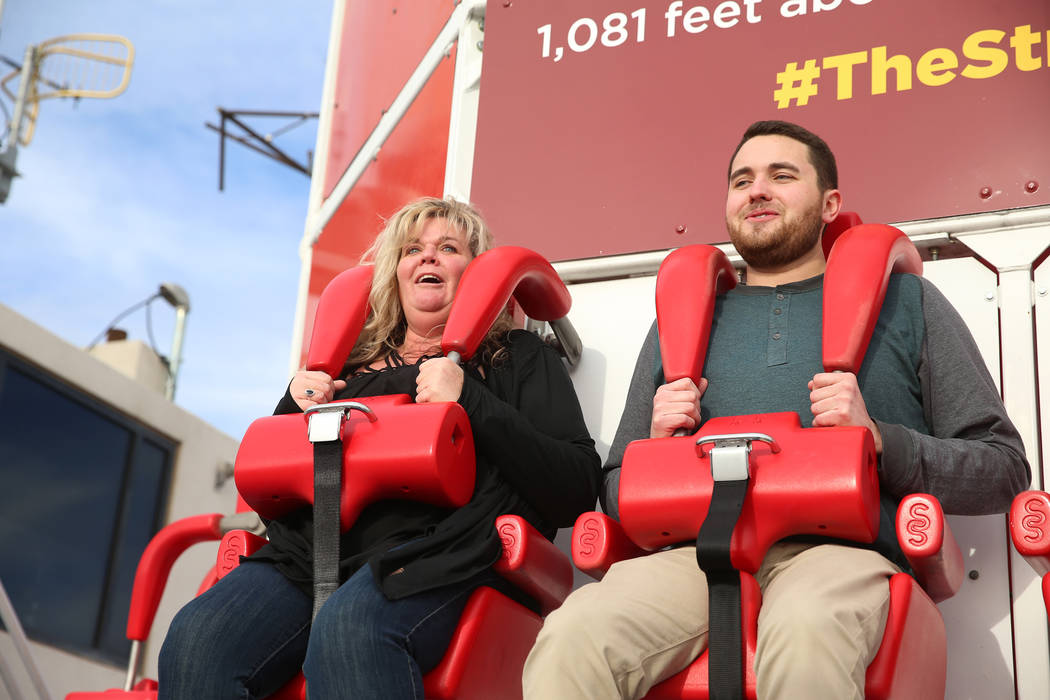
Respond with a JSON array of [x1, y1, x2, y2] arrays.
[[728, 120, 838, 192]]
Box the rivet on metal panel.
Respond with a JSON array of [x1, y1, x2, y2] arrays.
[[968, 570, 979, 580], [984, 291, 995, 301], [675, 225, 686, 234], [476, 40, 484, 51], [503, 0, 513, 7], [929, 247, 940, 261], [1025, 180, 1039, 193], [1038, 287, 1048, 297], [979, 187, 992, 199]]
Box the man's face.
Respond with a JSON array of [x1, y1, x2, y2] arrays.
[[725, 134, 835, 270]]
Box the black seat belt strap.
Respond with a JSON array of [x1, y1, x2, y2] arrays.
[[696, 477, 748, 700], [305, 401, 375, 620], [312, 439, 342, 619], [693, 433, 777, 700]]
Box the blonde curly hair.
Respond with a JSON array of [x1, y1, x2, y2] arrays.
[[344, 197, 516, 371]]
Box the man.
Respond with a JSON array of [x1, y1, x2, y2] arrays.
[[522, 120, 1030, 699]]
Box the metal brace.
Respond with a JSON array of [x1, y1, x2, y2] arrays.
[[305, 401, 376, 443], [695, 432, 779, 482]]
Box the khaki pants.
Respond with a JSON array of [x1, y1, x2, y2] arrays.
[[523, 542, 899, 700]]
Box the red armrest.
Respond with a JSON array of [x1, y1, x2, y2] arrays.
[[571, 510, 648, 580], [236, 394, 475, 530], [216, 529, 268, 580], [126, 514, 224, 641], [896, 494, 963, 603], [492, 515, 573, 615], [1010, 490, 1050, 576], [864, 572, 947, 700], [1009, 491, 1050, 613]]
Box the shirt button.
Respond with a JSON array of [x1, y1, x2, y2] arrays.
[[773, 308, 782, 315], [773, 332, 782, 340], [776, 293, 785, 301]]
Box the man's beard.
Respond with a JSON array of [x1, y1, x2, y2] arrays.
[[727, 200, 824, 270]]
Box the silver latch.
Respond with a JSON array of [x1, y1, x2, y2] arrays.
[[304, 401, 375, 443], [695, 432, 779, 482]]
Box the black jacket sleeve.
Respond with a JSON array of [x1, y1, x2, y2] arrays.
[[274, 386, 300, 415], [458, 330, 602, 528]]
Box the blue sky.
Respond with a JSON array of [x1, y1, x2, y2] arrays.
[[1, 1, 333, 439]]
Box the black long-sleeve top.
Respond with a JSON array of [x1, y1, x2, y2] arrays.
[[249, 329, 601, 600]]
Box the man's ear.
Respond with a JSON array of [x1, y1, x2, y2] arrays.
[[822, 189, 842, 223]]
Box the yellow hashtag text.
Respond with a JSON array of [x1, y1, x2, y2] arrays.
[[773, 59, 821, 108], [774, 23, 1048, 107]]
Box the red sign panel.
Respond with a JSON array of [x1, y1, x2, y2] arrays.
[[302, 1, 457, 362], [472, 0, 1050, 261]]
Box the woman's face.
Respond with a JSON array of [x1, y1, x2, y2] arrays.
[[395, 217, 473, 329]]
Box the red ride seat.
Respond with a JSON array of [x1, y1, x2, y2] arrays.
[[68, 246, 577, 700], [572, 217, 964, 699]]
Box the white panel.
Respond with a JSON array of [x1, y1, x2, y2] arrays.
[[1033, 255, 1050, 492], [957, 225, 1050, 700], [938, 514, 1018, 698], [564, 275, 658, 462]]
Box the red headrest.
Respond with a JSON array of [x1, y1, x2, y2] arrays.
[[656, 245, 737, 384]]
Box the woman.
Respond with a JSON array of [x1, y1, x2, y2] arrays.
[[158, 197, 601, 699]]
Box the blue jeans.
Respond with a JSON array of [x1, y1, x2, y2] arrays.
[[158, 560, 492, 699]]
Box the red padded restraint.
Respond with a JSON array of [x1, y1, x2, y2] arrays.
[[237, 394, 475, 530], [236, 246, 573, 531], [656, 245, 737, 384], [620, 412, 878, 572], [442, 246, 571, 361], [619, 218, 919, 568], [822, 224, 922, 372], [305, 265, 373, 377]]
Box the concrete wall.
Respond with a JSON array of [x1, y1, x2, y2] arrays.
[[0, 303, 240, 699]]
